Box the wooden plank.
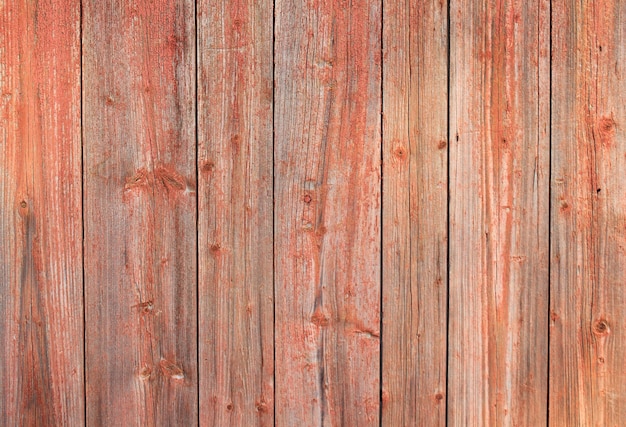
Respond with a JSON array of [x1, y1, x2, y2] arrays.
[[448, 0, 550, 424], [381, 0, 448, 425], [197, 0, 274, 425], [274, 0, 382, 425], [0, 1, 83, 424], [550, 0, 626, 424], [83, 1, 197, 424]]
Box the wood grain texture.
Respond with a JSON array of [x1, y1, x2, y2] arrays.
[[83, 1, 197, 424], [381, 0, 448, 425], [274, 0, 382, 425], [550, 0, 626, 424], [197, 0, 274, 425], [448, 0, 550, 424], [0, 0, 83, 424]]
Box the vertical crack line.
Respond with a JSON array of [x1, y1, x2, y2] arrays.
[[194, 0, 200, 424], [445, 0, 451, 425], [547, 0, 552, 424], [80, 0, 86, 423], [379, 0, 384, 425], [272, 0, 277, 425]]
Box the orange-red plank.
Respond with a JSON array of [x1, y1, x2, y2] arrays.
[[197, 0, 274, 425], [381, 0, 448, 424], [274, 1, 382, 425], [550, 1, 626, 424], [448, 0, 550, 424], [83, 1, 197, 424], [0, 1, 83, 424]]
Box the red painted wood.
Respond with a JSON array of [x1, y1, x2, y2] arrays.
[[3, 3, 626, 424], [83, 1, 197, 424], [274, 0, 382, 425], [198, 0, 274, 425], [550, 0, 626, 424], [0, 0, 83, 424], [448, 0, 550, 424], [382, 0, 448, 424]]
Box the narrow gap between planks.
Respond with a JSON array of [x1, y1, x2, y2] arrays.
[[378, 0, 385, 424], [546, 0, 553, 424], [80, 0, 87, 424], [272, 0, 277, 425], [195, 0, 200, 424], [445, 0, 452, 424]]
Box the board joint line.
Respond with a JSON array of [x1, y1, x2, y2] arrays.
[[445, 0, 452, 425]]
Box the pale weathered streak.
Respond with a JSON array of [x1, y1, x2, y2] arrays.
[[198, 0, 274, 425], [382, 0, 448, 425], [83, 1, 197, 425], [274, 0, 382, 425], [448, 0, 550, 425], [550, 1, 626, 424]]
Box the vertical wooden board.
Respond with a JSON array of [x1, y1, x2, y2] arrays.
[[550, 1, 626, 424], [448, 0, 550, 425], [83, 1, 197, 425], [0, 0, 83, 424], [381, 0, 448, 425], [198, 0, 274, 425], [274, 0, 382, 425]]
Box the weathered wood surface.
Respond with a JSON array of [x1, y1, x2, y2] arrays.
[[0, 0, 83, 425], [3, 1, 626, 425], [274, 0, 382, 424], [382, 0, 448, 425], [448, 0, 550, 425], [550, 0, 626, 424], [197, 0, 274, 425], [83, 0, 197, 425]]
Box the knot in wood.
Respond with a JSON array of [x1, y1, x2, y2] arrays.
[[593, 319, 610, 336], [393, 146, 407, 160]]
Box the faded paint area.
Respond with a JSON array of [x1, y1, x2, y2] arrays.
[[550, 0, 626, 425], [448, 0, 550, 425], [83, 0, 197, 425], [274, 0, 382, 425], [198, 0, 274, 426], [381, 0, 449, 425]]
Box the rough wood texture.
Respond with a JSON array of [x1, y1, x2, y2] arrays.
[[6, 2, 626, 425], [550, 0, 626, 424], [0, 0, 83, 424], [381, 0, 448, 425], [83, 1, 197, 424], [274, 0, 382, 424], [448, 0, 550, 424], [198, 0, 274, 425]]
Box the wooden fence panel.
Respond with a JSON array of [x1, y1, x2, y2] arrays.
[[83, 1, 197, 424], [274, 0, 382, 424], [381, 0, 448, 425], [550, 0, 626, 424], [3, 2, 626, 425], [0, 1, 83, 424], [198, 0, 274, 425], [448, 0, 550, 424]]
